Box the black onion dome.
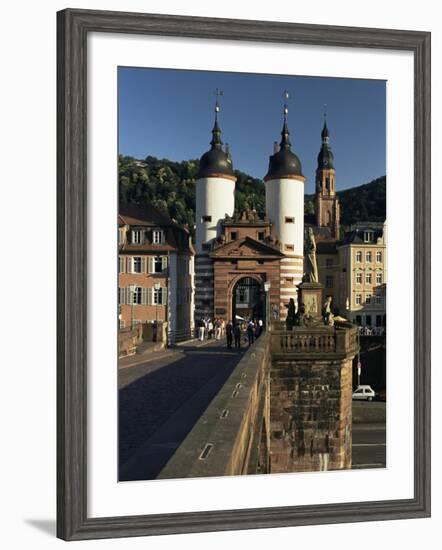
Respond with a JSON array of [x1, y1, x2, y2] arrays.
[[264, 118, 303, 180], [317, 120, 334, 169], [317, 146, 334, 169], [197, 115, 234, 179]]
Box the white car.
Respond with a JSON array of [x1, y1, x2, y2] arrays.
[[352, 385, 376, 401]]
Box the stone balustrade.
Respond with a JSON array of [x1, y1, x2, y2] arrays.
[[270, 321, 359, 359]]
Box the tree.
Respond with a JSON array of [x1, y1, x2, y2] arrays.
[[118, 154, 386, 240]]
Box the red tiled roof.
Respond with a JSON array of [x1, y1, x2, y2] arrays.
[[118, 203, 193, 255], [118, 203, 187, 233]]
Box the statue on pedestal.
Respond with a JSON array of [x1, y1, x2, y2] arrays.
[[303, 227, 319, 283], [294, 302, 306, 326], [285, 298, 296, 329], [322, 295, 335, 326]]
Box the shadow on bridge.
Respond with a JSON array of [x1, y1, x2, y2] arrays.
[[119, 340, 249, 481]]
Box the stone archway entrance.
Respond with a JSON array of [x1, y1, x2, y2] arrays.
[[232, 276, 265, 323]]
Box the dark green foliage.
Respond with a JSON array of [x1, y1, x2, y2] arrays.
[[338, 176, 386, 227], [304, 200, 315, 215], [119, 155, 198, 236], [119, 155, 386, 238], [234, 171, 265, 214]]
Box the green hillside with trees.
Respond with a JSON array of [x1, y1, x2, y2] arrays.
[[119, 154, 385, 237]]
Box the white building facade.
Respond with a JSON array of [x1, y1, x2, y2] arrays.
[[264, 111, 305, 317]]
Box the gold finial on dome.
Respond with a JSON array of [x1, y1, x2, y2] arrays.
[[283, 89, 289, 118], [214, 88, 223, 113]]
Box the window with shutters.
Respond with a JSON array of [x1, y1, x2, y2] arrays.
[[132, 257, 143, 273], [118, 228, 125, 245], [118, 256, 125, 273], [152, 255, 168, 273], [130, 287, 142, 305], [153, 229, 164, 244], [154, 256, 163, 273], [118, 288, 126, 305], [153, 287, 166, 305], [131, 229, 142, 245]]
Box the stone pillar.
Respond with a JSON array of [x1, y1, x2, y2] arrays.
[[269, 324, 357, 472], [297, 281, 324, 317]]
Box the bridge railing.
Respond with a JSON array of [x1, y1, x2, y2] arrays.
[[158, 333, 271, 479], [270, 321, 358, 356]]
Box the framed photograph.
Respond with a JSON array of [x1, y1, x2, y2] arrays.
[[57, 8, 431, 541]]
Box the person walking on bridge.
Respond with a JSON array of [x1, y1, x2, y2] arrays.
[[225, 320, 233, 349], [233, 322, 241, 350], [197, 318, 205, 341], [247, 320, 256, 346], [214, 318, 222, 340]]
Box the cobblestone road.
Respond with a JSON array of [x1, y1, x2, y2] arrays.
[[119, 338, 247, 481]]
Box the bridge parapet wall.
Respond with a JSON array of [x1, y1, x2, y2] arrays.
[[158, 334, 271, 479], [158, 322, 358, 478]]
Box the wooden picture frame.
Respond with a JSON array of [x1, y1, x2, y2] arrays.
[[57, 8, 431, 541]]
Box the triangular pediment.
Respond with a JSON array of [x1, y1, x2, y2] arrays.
[[210, 236, 284, 258]]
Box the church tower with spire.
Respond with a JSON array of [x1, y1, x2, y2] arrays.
[[264, 92, 305, 316], [315, 114, 340, 240], [194, 91, 236, 319]]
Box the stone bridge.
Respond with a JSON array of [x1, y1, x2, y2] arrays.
[[157, 322, 359, 478]]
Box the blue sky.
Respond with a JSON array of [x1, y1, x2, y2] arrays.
[[118, 67, 386, 193]]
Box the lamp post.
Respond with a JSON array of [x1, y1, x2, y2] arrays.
[[264, 281, 271, 331], [154, 282, 161, 342], [129, 284, 136, 331]]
